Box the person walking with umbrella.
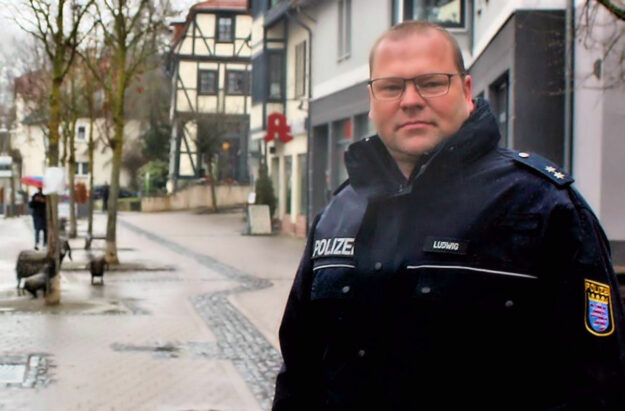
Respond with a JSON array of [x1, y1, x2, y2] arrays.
[[29, 187, 46, 250]]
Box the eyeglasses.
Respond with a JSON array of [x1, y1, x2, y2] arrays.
[[368, 73, 465, 100]]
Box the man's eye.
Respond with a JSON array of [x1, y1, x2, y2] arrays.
[[382, 84, 402, 91], [421, 81, 445, 89]]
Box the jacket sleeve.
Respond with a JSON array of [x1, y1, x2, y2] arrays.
[[546, 191, 625, 408], [272, 214, 323, 411]]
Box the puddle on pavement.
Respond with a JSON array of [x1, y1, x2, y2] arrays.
[[0, 292, 148, 315], [111, 342, 220, 359], [111, 342, 182, 358], [62, 260, 176, 272], [0, 275, 149, 315]]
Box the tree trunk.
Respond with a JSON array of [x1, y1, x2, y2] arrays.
[[45, 71, 63, 305], [105, 52, 127, 265], [8, 137, 16, 218], [8, 168, 15, 217], [208, 159, 218, 212], [105, 127, 123, 264], [46, 194, 61, 304], [87, 116, 95, 238], [68, 119, 77, 238]]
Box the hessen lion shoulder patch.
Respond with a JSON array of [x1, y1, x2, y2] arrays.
[[585, 279, 615, 337]]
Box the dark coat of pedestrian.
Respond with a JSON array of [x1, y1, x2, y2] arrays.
[[29, 187, 46, 250], [273, 21, 625, 410]]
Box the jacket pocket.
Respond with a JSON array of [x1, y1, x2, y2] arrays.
[[403, 264, 540, 343], [311, 261, 356, 301]]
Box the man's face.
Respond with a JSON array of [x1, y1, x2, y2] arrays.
[[368, 30, 474, 166]]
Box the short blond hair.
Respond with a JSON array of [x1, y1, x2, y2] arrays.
[[369, 21, 466, 77]]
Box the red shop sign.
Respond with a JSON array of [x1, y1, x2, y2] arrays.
[[264, 112, 293, 143]]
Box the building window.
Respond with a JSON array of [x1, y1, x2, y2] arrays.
[[392, 0, 465, 28], [295, 41, 307, 98], [226, 70, 249, 95], [490, 72, 510, 147], [216, 16, 234, 42], [251, 54, 265, 103], [268, 52, 284, 100], [77, 125, 86, 140], [198, 70, 217, 95], [75, 162, 89, 176], [338, 0, 351, 60]]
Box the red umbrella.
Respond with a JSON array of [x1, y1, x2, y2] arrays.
[[21, 176, 43, 188]]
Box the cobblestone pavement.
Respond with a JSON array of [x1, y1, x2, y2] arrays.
[[120, 219, 283, 410], [0, 211, 305, 411]]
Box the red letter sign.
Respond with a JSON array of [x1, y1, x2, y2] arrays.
[[265, 112, 293, 143]]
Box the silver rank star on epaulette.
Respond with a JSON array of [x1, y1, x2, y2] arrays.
[[512, 151, 574, 187]]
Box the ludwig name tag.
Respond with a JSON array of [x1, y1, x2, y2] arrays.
[[423, 236, 468, 256]]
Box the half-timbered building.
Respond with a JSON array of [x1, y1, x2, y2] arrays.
[[168, 0, 252, 191]]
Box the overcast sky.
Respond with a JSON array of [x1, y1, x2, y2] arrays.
[[0, 0, 202, 104], [0, 0, 200, 54]]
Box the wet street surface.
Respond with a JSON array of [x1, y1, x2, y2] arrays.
[[122, 219, 283, 409], [0, 211, 304, 410]]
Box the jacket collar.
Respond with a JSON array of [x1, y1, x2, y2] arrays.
[[344, 98, 500, 200]]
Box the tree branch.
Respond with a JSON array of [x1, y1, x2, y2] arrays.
[[597, 0, 625, 21]]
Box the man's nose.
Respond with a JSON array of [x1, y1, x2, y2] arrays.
[[400, 80, 425, 108]]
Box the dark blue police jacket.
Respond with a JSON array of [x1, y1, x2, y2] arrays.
[[273, 99, 625, 410]]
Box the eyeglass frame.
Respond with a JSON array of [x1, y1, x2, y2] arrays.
[[367, 72, 467, 100]]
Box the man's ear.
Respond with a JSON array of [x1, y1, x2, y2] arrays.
[[463, 75, 475, 112]]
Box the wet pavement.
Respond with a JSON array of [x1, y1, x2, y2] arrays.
[[0, 210, 305, 410]]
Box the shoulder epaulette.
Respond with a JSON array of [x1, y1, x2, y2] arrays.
[[333, 179, 350, 196], [511, 151, 574, 187]]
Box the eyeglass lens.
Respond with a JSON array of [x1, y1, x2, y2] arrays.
[[372, 74, 451, 99]]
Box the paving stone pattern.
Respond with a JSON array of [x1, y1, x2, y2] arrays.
[[120, 220, 283, 410], [0, 354, 51, 389]]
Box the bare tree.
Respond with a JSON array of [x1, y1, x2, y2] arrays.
[[579, 1, 625, 87], [596, 0, 625, 21], [81, 0, 172, 264], [194, 113, 232, 212], [59, 67, 85, 238], [16, 0, 95, 304], [77, 49, 105, 240], [121, 138, 146, 192]]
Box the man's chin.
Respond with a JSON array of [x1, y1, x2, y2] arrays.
[[400, 135, 441, 155]]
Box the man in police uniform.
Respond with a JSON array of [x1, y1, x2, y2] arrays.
[[273, 21, 625, 410]]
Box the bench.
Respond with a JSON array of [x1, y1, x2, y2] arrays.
[[84, 234, 107, 250]]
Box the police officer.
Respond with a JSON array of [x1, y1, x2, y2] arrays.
[[273, 21, 625, 410]]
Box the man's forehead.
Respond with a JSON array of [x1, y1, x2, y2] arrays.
[[371, 30, 453, 73], [378, 30, 449, 55]]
